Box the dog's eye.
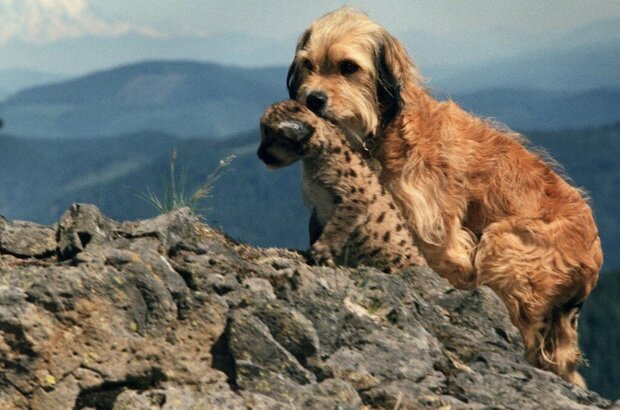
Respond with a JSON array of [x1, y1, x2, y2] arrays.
[[339, 60, 360, 75], [302, 59, 313, 71]]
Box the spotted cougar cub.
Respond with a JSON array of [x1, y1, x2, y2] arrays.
[[258, 100, 426, 273]]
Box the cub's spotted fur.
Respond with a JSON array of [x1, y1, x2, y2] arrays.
[[258, 100, 426, 273]]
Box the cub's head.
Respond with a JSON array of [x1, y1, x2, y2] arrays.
[[258, 100, 317, 169]]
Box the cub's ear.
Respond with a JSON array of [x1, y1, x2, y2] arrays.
[[286, 28, 312, 99]]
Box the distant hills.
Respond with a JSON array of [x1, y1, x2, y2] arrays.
[[0, 121, 618, 268], [0, 131, 180, 223], [405, 16, 620, 93], [0, 68, 65, 100], [0, 61, 287, 139], [422, 39, 620, 94], [452, 87, 620, 131], [1, 57, 620, 138]]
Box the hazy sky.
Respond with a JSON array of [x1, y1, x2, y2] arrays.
[[1, 0, 620, 74], [98, 0, 620, 38]]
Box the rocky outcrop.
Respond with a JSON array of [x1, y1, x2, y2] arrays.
[[0, 204, 612, 409]]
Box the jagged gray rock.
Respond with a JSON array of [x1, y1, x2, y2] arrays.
[[0, 220, 56, 258], [0, 204, 613, 409]]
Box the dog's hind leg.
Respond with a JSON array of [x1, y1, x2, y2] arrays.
[[474, 218, 596, 386], [511, 299, 586, 387], [544, 302, 586, 387]]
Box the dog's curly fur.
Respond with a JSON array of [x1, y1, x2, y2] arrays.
[[288, 7, 603, 386]]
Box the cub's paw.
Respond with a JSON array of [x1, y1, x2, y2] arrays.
[[260, 100, 316, 143], [277, 119, 314, 143], [311, 242, 336, 267]]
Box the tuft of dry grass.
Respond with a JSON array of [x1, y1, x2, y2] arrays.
[[138, 148, 235, 215]]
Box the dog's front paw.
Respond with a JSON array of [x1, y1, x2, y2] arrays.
[[311, 242, 336, 267]]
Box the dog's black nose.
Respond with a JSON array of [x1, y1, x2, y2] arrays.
[[306, 92, 327, 114]]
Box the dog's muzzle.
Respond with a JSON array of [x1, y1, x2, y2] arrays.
[[306, 91, 328, 115]]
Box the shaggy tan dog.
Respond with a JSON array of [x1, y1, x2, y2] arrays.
[[287, 7, 602, 386]]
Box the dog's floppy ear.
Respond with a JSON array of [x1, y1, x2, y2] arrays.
[[375, 33, 418, 128], [286, 28, 312, 99], [286, 62, 300, 99]]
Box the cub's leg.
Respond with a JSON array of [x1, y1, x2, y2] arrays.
[[311, 202, 364, 266]]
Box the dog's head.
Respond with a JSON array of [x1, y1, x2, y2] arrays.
[[258, 100, 317, 169], [287, 8, 421, 146]]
